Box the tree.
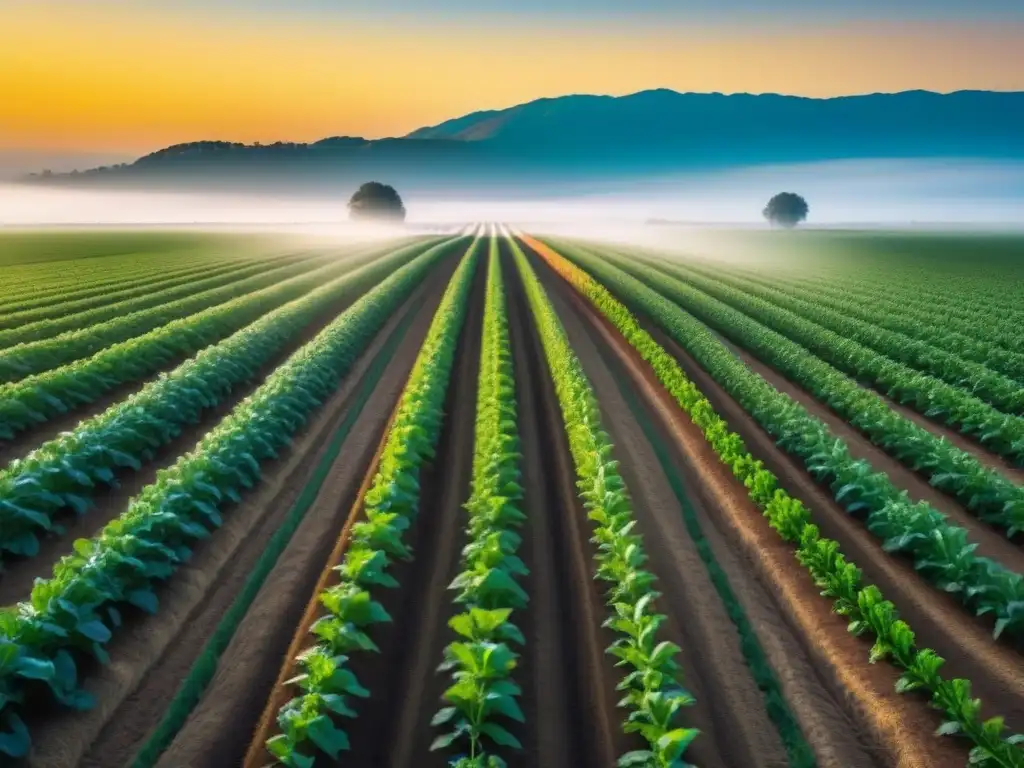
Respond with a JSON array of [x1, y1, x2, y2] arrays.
[[762, 192, 809, 228], [348, 182, 406, 222]]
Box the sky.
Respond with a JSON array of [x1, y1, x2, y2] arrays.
[[2, 0, 1024, 158]]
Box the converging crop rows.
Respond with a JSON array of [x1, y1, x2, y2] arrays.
[[0, 227, 1021, 768]]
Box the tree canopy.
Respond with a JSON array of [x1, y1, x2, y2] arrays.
[[348, 182, 406, 222], [763, 192, 809, 228]]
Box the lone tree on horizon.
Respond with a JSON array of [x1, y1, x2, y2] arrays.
[[763, 192, 809, 228], [348, 181, 406, 222]]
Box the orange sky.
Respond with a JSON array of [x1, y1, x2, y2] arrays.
[[3, 4, 1024, 153]]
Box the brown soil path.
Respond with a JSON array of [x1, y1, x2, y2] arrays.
[[21, 260, 458, 768], [553, 306, 883, 767], [0, 253, 402, 606]]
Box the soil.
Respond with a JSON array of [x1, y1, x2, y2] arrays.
[[340, 257, 484, 768], [20, 256, 461, 768], [240, 243, 643, 768], [0, 249, 403, 606], [529, 251, 800, 768]]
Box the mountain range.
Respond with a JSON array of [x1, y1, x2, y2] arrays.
[[25, 89, 1024, 194]]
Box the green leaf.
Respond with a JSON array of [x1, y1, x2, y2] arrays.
[[306, 714, 350, 758], [618, 751, 655, 767], [76, 620, 112, 643], [0, 712, 30, 758], [480, 721, 522, 749], [431, 706, 458, 726]]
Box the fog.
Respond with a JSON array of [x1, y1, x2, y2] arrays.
[[3, 159, 1024, 237]]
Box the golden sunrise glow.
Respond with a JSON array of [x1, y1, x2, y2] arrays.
[[3, 5, 1023, 153]]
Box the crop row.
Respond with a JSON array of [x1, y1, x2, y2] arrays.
[[0, 249, 232, 306], [633, 255, 1024, 464], [511, 238, 700, 767], [679, 261, 1024, 412], [811, 266, 1024, 320], [0, 251, 342, 384], [527, 237, 1024, 768], [0, 253, 248, 321], [792, 272, 1024, 356], [712, 263, 1024, 384], [0, 235, 468, 759], [265, 239, 481, 766], [549, 241, 1024, 640], [539, 243, 1024, 536], [431, 239, 529, 766], [0, 239, 434, 442], [0, 251, 326, 352], [0, 238, 456, 560], [0, 253, 288, 332]]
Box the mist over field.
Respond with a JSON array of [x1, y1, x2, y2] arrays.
[[3, 158, 1024, 232]]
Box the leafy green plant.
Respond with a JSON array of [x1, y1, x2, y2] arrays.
[[0, 236, 470, 760], [265, 238, 481, 766], [510, 238, 699, 768], [0, 250, 336, 383], [0, 238, 429, 440], [0, 238, 448, 560], [551, 240, 1024, 638], [0, 254, 277, 335], [688, 260, 1024, 385], [545, 244, 1024, 536], [432, 239, 528, 766], [530, 236, 1024, 767]]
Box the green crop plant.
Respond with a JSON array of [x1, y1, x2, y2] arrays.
[[0, 236, 470, 760], [532, 237, 1024, 767], [658, 259, 1024, 415], [0, 251, 334, 383], [541, 241, 1024, 536], [551, 240, 1024, 638], [0, 238, 434, 441], [0, 238, 449, 560], [646, 256, 1024, 451], [692, 260, 1024, 384], [510, 238, 699, 768], [266, 239, 481, 767], [432, 239, 528, 766]]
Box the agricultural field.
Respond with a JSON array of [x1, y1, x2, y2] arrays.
[[0, 225, 1022, 768]]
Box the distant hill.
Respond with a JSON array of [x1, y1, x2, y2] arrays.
[[25, 89, 1024, 193], [408, 89, 1024, 161]]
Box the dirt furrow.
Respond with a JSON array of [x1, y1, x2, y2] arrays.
[[21, 260, 458, 768]]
